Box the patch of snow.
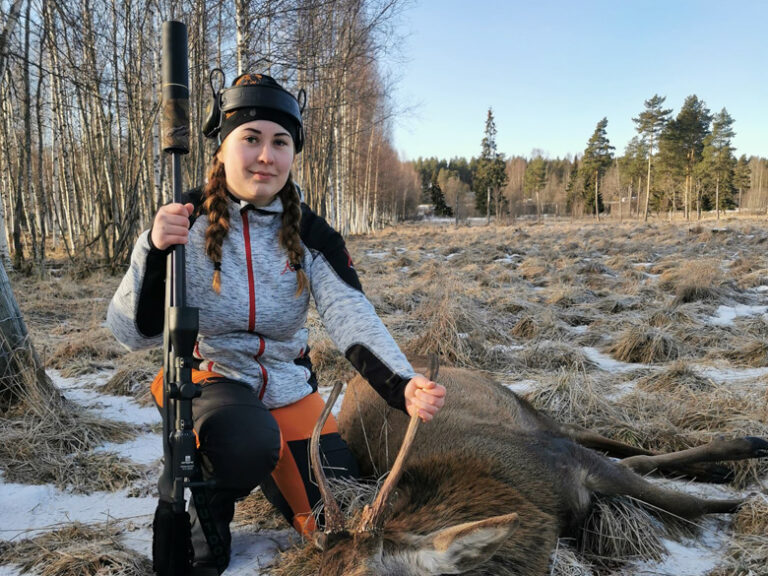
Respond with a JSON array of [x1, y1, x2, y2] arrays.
[[49, 370, 159, 426], [445, 251, 464, 260], [94, 432, 163, 466], [0, 480, 157, 541], [581, 347, 645, 372], [364, 251, 388, 259], [698, 365, 768, 384], [503, 380, 537, 394], [570, 325, 589, 334], [631, 517, 731, 576], [754, 285, 768, 293], [708, 303, 768, 326]]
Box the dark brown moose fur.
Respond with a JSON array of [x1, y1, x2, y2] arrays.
[[322, 362, 767, 576]]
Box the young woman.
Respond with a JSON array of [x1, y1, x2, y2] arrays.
[[107, 73, 446, 575]]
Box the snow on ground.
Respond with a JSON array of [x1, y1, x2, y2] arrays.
[[50, 370, 160, 427], [708, 303, 768, 326], [0, 369, 298, 576], [631, 522, 731, 576], [582, 346, 646, 373], [0, 478, 157, 541]]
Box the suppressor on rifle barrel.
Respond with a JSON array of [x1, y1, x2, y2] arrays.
[[161, 21, 190, 155]]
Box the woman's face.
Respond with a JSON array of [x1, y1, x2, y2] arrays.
[[218, 119, 295, 206]]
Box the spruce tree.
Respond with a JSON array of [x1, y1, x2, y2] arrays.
[[429, 181, 453, 217], [580, 118, 614, 221], [700, 108, 736, 221], [474, 108, 508, 222]]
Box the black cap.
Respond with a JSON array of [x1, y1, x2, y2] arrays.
[[217, 74, 304, 152]]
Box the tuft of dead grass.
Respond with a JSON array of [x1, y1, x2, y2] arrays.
[[732, 495, 768, 536], [406, 281, 513, 366], [550, 543, 596, 576], [578, 497, 668, 563], [308, 338, 356, 386], [725, 340, 768, 368], [234, 490, 289, 531], [524, 369, 623, 430], [608, 325, 681, 364], [48, 327, 123, 377], [505, 341, 596, 373], [637, 361, 717, 393], [0, 521, 151, 576], [658, 259, 724, 305]]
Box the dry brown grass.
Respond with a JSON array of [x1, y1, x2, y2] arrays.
[[234, 490, 289, 531], [0, 344, 140, 491], [524, 368, 623, 430], [732, 495, 768, 536], [307, 337, 356, 386], [657, 259, 725, 305], [725, 340, 768, 368], [406, 280, 514, 366], [637, 361, 717, 393], [578, 497, 668, 563], [0, 522, 150, 576], [506, 341, 596, 373], [608, 324, 681, 364]]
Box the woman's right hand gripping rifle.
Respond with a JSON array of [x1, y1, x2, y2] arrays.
[[151, 202, 195, 251]]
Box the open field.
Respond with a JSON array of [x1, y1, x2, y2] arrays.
[[2, 216, 767, 575]]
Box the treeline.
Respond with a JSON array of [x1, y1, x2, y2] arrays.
[[411, 96, 767, 222], [0, 0, 422, 275]]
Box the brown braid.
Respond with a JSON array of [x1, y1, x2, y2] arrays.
[[279, 177, 309, 296], [202, 157, 230, 294]]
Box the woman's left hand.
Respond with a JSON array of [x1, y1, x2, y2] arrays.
[[404, 375, 446, 422]]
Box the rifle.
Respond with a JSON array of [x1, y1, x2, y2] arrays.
[[152, 20, 200, 576]]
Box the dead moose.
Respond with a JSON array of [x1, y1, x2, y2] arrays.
[[307, 357, 767, 575]]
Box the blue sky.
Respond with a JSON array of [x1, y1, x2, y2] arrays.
[[388, 0, 767, 162]]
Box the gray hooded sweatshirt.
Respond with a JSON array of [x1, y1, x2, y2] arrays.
[[107, 188, 415, 411]]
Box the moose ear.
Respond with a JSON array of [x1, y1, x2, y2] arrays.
[[410, 513, 519, 574]]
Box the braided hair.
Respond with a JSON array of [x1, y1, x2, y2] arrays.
[[202, 157, 308, 296]]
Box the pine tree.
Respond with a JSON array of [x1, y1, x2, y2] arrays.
[[633, 95, 672, 221], [474, 108, 508, 222], [580, 118, 614, 221], [699, 108, 736, 221], [659, 96, 711, 219]]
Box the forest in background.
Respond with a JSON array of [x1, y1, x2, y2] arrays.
[[412, 101, 768, 224], [0, 0, 423, 276], [1, 0, 767, 280]]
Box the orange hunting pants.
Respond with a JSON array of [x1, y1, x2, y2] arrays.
[[152, 369, 359, 571]]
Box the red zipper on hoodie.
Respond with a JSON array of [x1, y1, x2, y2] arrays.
[[242, 211, 268, 399]]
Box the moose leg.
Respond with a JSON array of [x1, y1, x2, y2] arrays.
[[555, 422, 655, 458], [582, 450, 744, 518], [620, 436, 768, 479]]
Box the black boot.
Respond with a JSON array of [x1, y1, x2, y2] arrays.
[[188, 488, 236, 575]]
